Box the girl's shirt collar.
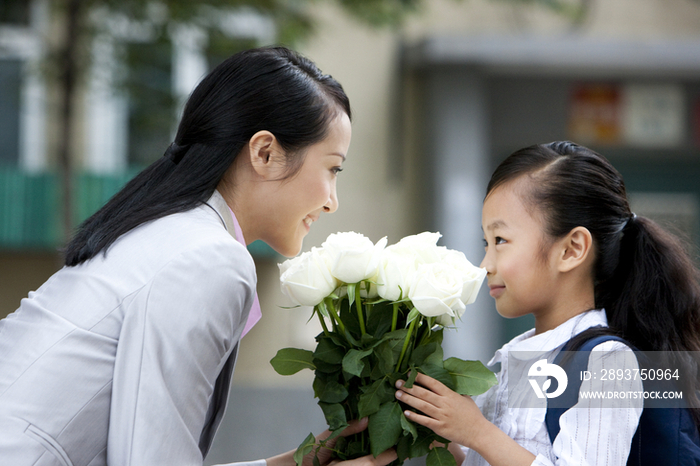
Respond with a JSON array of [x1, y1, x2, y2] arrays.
[[488, 309, 608, 367]]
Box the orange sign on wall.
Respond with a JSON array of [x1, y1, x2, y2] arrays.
[[568, 84, 622, 145]]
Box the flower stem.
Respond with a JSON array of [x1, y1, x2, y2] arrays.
[[355, 283, 366, 335], [391, 302, 399, 332], [418, 317, 435, 345], [326, 297, 345, 335], [395, 317, 420, 372], [318, 309, 331, 337]]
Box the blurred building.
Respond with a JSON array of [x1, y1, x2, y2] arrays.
[[1, 0, 700, 464]]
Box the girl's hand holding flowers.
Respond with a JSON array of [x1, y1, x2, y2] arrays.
[[394, 372, 485, 450]]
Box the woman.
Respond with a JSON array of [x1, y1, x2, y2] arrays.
[[0, 46, 395, 466]]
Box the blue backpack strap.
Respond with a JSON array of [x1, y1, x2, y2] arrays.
[[545, 334, 700, 466], [545, 334, 628, 444]]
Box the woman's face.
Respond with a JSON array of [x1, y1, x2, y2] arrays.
[[260, 112, 352, 257]]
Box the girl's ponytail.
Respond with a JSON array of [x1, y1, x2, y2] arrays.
[[603, 215, 700, 353]]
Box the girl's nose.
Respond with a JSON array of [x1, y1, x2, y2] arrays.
[[480, 252, 493, 274]]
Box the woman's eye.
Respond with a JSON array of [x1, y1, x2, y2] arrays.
[[332, 167, 343, 175]]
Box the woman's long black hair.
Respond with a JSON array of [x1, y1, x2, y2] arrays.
[[487, 141, 700, 424], [64, 46, 351, 266]]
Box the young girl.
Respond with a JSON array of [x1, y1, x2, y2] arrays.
[[394, 141, 700, 465]]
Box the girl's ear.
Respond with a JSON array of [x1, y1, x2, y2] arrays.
[[248, 130, 285, 179], [558, 226, 593, 273]]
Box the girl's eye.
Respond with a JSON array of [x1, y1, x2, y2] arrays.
[[482, 238, 488, 248], [495, 236, 506, 245]]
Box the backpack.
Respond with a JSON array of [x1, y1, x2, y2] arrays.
[[545, 334, 700, 466]]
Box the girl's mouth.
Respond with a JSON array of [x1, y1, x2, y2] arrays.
[[489, 285, 505, 298]]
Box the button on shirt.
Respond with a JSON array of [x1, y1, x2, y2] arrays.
[[460, 309, 643, 466]]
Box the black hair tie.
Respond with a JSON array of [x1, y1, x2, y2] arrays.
[[164, 142, 190, 164]]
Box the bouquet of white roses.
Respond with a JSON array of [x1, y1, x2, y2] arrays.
[[270, 232, 494, 466]]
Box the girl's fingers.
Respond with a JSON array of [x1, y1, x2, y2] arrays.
[[401, 408, 436, 429], [395, 388, 437, 416], [413, 372, 448, 393]]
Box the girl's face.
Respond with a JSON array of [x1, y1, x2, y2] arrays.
[[480, 179, 560, 321], [260, 113, 351, 257]]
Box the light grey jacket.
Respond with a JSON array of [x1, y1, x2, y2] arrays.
[[0, 191, 256, 466]]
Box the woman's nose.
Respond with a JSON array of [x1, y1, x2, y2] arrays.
[[323, 186, 339, 213]]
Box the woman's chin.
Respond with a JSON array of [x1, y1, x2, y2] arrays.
[[271, 240, 303, 258]]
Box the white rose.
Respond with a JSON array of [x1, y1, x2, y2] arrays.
[[408, 262, 465, 318], [395, 232, 443, 264], [322, 232, 387, 284], [279, 247, 338, 306], [376, 243, 419, 301], [439, 249, 487, 306]]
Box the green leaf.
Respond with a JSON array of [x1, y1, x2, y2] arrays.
[[313, 377, 349, 403], [375, 336, 406, 375], [270, 348, 315, 375], [382, 329, 409, 340], [346, 438, 368, 459], [444, 358, 497, 396], [406, 307, 421, 323], [347, 283, 357, 308], [328, 333, 347, 349], [360, 333, 376, 347], [342, 348, 373, 377], [409, 427, 435, 457], [366, 301, 394, 339], [316, 301, 329, 318], [404, 367, 418, 388], [339, 299, 362, 340], [426, 446, 457, 466], [358, 378, 394, 418], [318, 402, 348, 431], [400, 411, 418, 441], [314, 337, 345, 364], [409, 342, 438, 367], [396, 433, 413, 461], [419, 364, 455, 390], [293, 432, 317, 466], [313, 358, 341, 374], [423, 342, 445, 367], [368, 401, 403, 457]]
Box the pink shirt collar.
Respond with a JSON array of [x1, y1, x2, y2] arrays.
[[227, 206, 262, 337]]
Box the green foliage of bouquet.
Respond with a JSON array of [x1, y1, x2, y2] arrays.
[[270, 232, 495, 466]]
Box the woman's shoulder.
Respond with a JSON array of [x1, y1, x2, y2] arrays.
[[117, 204, 249, 259]]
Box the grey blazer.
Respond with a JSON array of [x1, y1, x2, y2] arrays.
[[0, 191, 257, 465]]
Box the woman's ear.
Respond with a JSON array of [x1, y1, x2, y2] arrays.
[[558, 226, 593, 273], [248, 130, 284, 179]]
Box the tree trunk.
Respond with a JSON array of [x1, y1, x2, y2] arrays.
[[57, 0, 84, 245]]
